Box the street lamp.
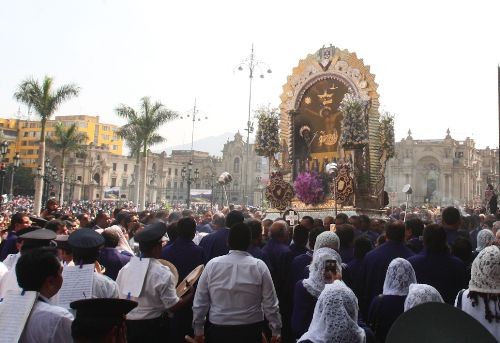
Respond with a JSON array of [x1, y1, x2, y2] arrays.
[[236, 44, 271, 206], [326, 162, 338, 216], [9, 152, 20, 197], [181, 161, 199, 208], [0, 141, 9, 206]]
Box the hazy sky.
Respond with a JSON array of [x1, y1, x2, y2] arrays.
[[1, 0, 499, 151]]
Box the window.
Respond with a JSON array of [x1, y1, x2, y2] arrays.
[[234, 157, 240, 173], [23, 132, 28, 137], [112, 145, 118, 150], [122, 178, 127, 188], [174, 182, 178, 189], [168, 168, 171, 176], [167, 181, 171, 188], [111, 178, 117, 187], [175, 168, 178, 176], [124, 164, 128, 172], [112, 163, 117, 171], [77, 176, 82, 181], [102, 134, 109, 140], [180, 182, 184, 189]]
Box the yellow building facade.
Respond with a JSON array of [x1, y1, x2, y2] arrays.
[[0, 115, 123, 168]]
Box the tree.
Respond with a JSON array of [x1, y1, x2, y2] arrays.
[[14, 76, 79, 214], [116, 97, 178, 210], [254, 105, 280, 175], [47, 122, 87, 203], [117, 124, 143, 204]]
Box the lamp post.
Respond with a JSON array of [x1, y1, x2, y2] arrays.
[[237, 44, 271, 206], [9, 152, 20, 197], [0, 141, 10, 207], [255, 175, 263, 208], [326, 162, 338, 216], [181, 162, 199, 208]]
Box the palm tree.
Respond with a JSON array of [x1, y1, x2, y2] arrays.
[[47, 122, 87, 203], [117, 124, 142, 205], [116, 97, 178, 210], [14, 76, 79, 214]]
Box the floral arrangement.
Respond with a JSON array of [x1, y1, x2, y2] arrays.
[[254, 105, 281, 170], [339, 92, 369, 149], [294, 171, 328, 205], [379, 112, 395, 159]]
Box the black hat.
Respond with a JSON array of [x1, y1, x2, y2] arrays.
[[17, 226, 41, 238], [19, 228, 57, 240], [386, 302, 497, 343], [68, 228, 105, 249], [134, 222, 167, 243], [55, 235, 70, 250], [29, 216, 48, 227], [71, 298, 137, 318]]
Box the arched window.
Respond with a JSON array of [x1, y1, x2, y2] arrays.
[[234, 157, 240, 173]]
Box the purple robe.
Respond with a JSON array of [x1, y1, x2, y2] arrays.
[[292, 280, 317, 339], [199, 228, 230, 261], [98, 247, 131, 281], [0, 231, 18, 261]]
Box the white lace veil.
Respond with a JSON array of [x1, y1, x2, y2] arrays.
[[404, 284, 444, 311], [476, 229, 495, 252], [469, 245, 500, 293], [299, 281, 366, 343], [302, 247, 342, 298], [314, 231, 340, 250], [383, 258, 417, 296]]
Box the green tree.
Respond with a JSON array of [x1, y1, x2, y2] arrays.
[[47, 122, 87, 203], [117, 124, 143, 204], [254, 105, 280, 175], [14, 76, 79, 213], [116, 97, 178, 210]]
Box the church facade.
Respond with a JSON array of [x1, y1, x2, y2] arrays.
[[385, 129, 499, 208]]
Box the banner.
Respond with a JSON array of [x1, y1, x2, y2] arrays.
[[103, 187, 120, 199], [190, 189, 212, 200]]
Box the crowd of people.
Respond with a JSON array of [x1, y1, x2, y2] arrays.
[[0, 196, 499, 342]]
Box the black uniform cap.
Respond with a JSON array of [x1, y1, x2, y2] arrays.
[[68, 228, 104, 249], [134, 222, 167, 243], [19, 228, 57, 240]]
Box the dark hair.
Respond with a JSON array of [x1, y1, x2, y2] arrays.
[[167, 211, 181, 224], [312, 218, 324, 228], [45, 219, 65, 233], [300, 216, 314, 228], [309, 227, 326, 248], [336, 224, 355, 249], [139, 240, 161, 254], [228, 223, 251, 251], [166, 222, 178, 243], [46, 198, 58, 209], [451, 237, 472, 264], [16, 247, 60, 291], [246, 219, 262, 241], [226, 210, 244, 229], [385, 222, 405, 242], [359, 215, 370, 226], [181, 209, 194, 218], [405, 218, 424, 237], [9, 212, 29, 231], [442, 206, 461, 226], [73, 247, 100, 265], [469, 215, 481, 228], [353, 236, 372, 259], [112, 207, 122, 219], [123, 213, 138, 228], [177, 217, 196, 240], [376, 234, 387, 246], [71, 315, 122, 341], [293, 225, 309, 247], [423, 224, 448, 253], [101, 230, 119, 248], [335, 213, 349, 224]]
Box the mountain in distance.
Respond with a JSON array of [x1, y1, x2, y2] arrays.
[[154, 131, 244, 157]]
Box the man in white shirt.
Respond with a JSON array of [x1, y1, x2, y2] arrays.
[[193, 222, 282, 343], [68, 228, 120, 299], [15, 247, 73, 342], [116, 222, 193, 343]]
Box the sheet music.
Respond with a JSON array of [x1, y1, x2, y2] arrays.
[[120, 257, 150, 298], [0, 290, 37, 343], [57, 264, 94, 308]]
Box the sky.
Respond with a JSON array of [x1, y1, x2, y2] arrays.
[[0, 0, 499, 152]]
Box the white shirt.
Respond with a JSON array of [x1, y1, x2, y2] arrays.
[[0, 262, 7, 282], [0, 268, 20, 298], [116, 258, 179, 320], [19, 295, 73, 343], [192, 250, 282, 336], [3, 253, 19, 270], [455, 289, 500, 341], [93, 272, 120, 299]]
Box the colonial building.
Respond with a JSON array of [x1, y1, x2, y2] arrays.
[[45, 131, 268, 207], [385, 129, 499, 207], [0, 115, 123, 168]]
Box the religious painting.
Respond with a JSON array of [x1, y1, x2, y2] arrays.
[[293, 75, 352, 178]]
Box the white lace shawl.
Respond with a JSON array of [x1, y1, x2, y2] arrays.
[[314, 231, 340, 250], [299, 281, 366, 343], [476, 229, 495, 252], [302, 247, 342, 298], [469, 245, 500, 293], [383, 258, 417, 296], [404, 284, 444, 311]]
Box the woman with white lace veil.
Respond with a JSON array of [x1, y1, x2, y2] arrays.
[[404, 283, 443, 311], [455, 245, 500, 340], [367, 258, 417, 342], [292, 247, 342, 339], [471, 229, 495, 260], [298, 280, 366, 343]]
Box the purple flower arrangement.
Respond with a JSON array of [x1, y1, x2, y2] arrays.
[[294, 171, 327, 205]]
